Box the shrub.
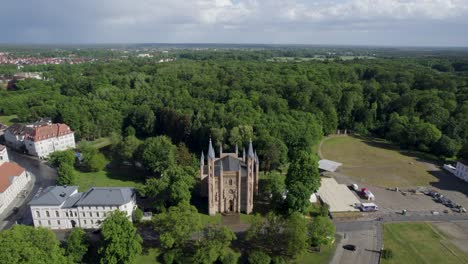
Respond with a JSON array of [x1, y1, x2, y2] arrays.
[[381, 249, 393, 259], [134, 208, 143, 223], [248, 250, 271, 264]]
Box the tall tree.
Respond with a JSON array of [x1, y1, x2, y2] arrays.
[[140, 136, 177, 175], [99, 211, 143, 264], [152, 202, 202, 250], [65, 228, 89, 263], [0, 225, 68, 264]]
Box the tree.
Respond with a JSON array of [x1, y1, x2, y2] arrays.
[[79, 143, 107, 172], [152, 202, 202, 249], [248, 250, 271, 264], [219, 248, 241, 264], [0, 225, 68, 264], [126, 105, 156, 137], [431, 135, 461, 157], [283, 212, 308, 256], [193, 225, 237, 264], [99, 211, 143, 264], [49, 150, 76, 167], [308, 216, 336, 249], [65, 228, 89, 263], [285, 151, 320, 213], [141, 136, 177, 175], [57, 163, 76, 185], [87, 152, 107, 172], [263, 171, 286, 208], [134, 208, 143, 224]]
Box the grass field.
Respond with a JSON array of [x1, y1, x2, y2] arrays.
[[294, 236, 340, 264], [0, 114, 19, 125], [320, 136, 438, 187], [75, 167, 145, 192], [81, 137, 112, 149], [136, 247, 161, 264], [382, 223, 468, 264]]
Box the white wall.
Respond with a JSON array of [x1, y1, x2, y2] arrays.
[[31, 199, 136, 230], [0, 171, 30, 214], [26, 133, 76, 158], [455, 162, 468, 182]]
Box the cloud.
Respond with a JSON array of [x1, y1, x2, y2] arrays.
[[0, 0, 467, 46]]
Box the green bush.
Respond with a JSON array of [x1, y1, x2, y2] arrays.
[[381, 249, 393, 259], [248, 250, 271, 264], [134, 208, 143, 223]]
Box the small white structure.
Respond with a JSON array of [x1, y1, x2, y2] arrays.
[[319, 159, 343, 172], [5, 120, 75, 158], [0, 145, 30, 214], [443, 164, 456, 175], [317, 177, 360, 213], [309, 193, 318, 203], [29, 186, 137, 230], [455, 161, 468, 182]]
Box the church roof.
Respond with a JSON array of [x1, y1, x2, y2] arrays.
[[217, 155, 246, 172]]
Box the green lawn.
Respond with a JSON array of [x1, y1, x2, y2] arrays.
[[75, 167, 145, 192], [0, 114, 19, 125], [294, 236, 340, 264], [382, 223, 468, 264], [136, 247, 161, 264], [199, 213, 222, 225], [82, 137, 112, 149], [320, 136, 439, 187]]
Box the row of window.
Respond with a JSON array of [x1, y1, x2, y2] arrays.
[[37, 219, 99, 227], [36, 210, 113, 218]]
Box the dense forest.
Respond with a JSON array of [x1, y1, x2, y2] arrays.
[[1, 55, 468, 169]]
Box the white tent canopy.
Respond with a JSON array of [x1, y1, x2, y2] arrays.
[[319, 159, 343, 172]]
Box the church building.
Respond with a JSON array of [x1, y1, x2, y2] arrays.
[[200, 139, 259, 215]]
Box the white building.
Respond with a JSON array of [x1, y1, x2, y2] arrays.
[[455, 161, 468, 182], [4, 120, 75, 158], [29, 186, 136, 230], [0, 145, 30, 214]]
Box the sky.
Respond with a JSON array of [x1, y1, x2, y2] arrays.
[[1, 0, 468, 46]]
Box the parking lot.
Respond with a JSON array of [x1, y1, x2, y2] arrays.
[[331, 170, 468, 217]]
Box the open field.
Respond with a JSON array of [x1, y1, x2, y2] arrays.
[[136, 247, 161, 264], [75, 167, 145, 192], [320, 136, 438, 187], [295, 236, 340, 264], [0, 114, 19, 125], [382, 222, 468, 264], [82, 137, 112, 149]]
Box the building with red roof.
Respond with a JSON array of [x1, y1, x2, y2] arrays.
[[0, 147, 30, 214], [4, 119, 75, 158]]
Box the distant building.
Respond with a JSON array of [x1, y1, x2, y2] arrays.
[[455, 161, 468, 182], [0, 145, 30, 214], [4, 119, 75, 158], [200, 139, 259, 215], [29, 186, 136, 230]]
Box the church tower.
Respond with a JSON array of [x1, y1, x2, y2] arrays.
[[246, 139, 255, 214], [207, 138, 217, 216]]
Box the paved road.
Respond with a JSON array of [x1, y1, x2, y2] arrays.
[[1, 150, 57, 229]]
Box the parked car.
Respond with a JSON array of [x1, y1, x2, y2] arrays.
[[343, 244, 357, 251]]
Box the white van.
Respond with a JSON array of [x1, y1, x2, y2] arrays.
[[359, 203, 379, 212]]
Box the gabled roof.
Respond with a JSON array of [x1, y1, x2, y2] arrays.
[[216, 155, 246, 172], [29, 186, 78, 205], [0, 162, 25, 192], [75, 187, 134, 206], [318, 159, 343, 172]]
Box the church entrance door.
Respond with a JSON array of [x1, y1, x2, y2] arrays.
[[228, 199, 234, 212]]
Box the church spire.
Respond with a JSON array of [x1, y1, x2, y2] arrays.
[[208, 138, 215, 159], [248, 138, 254, 158], [200, 151, 205, 165], [235, 143, 239, 156]]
